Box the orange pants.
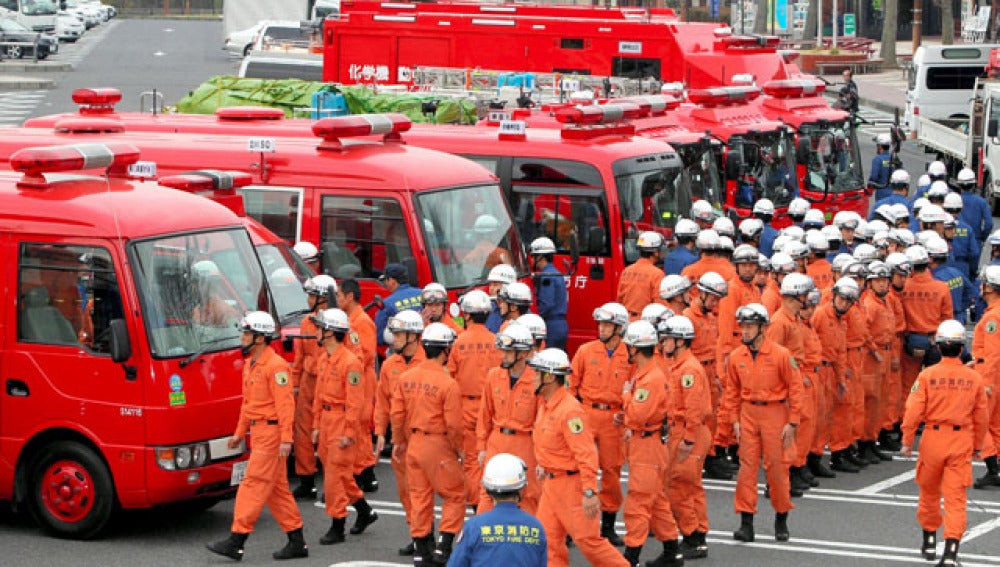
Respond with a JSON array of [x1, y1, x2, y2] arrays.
[[390, 446, 412, 524], [405, 432, 465, 537], [668, 425, 711, 535], [293, 373, 317, 476], [915, 427, 975, 540], [734, 402, 795, 515], [830, 370, 855, 452], [811, 366, 835, 455], [462, 399, 484, 506], [232, 422, 304, 534], [536, 472, 630, 567], [623, 434, 678, 547], [704, 361, 724, 453], [477, 431, 539, 515], [862, 347, 890, 440], [881, 340, 904, 429], [793, 378, 817, 468], [353, 408, 376, 475], [982, 393, 1000, 457], [901, 351, 924, 416], [848, 347, 865, 441], [319, 411, 363, 519], [583, 405, 624, 512]]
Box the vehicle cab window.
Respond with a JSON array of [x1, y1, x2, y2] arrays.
[[320, 195, 409, 280], [241, 186, 302, 243]]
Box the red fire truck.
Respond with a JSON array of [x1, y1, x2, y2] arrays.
[[0, 142, 276, 538]]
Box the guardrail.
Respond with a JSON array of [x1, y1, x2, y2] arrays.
[[0, 38, 40, 63]]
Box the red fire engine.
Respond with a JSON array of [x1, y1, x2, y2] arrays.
[[0, 142, 277, 538]]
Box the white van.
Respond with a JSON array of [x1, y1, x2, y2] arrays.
[[0, 0, 57, 32], [905, 44, 998, 133]]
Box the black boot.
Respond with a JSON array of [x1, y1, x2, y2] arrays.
[[292, 474, 316, 499], [728, 445, 741, 471], [974, 455, 1000, 489], [831, 450, 860, 473], [845, 445, 869, 468], [859, 441, 881, 465], [774, 512, 790, 542], [413, 535, 435, 567], [937, 538, 959, 566], [207, 532, 248, 561], [790, 467, 811, 492], [703, 453, 733, 480], [273, 528, 308, 560], [878, 428, 902, 451], [870, 441, 892, 461], [601, 511, 625, 546], [799, 463, 819, 487], [644, 538, 684, 567], [680, 531, 708, 560], [921, 529, 937, 560], [398, 540, 415, 556], [354, 465, 379, 493], [733, 512, 754, 542], [319, 517, 346, 545], [430, 532, 456, 565], [808, 453, 837, 478], [623, 545, 642, 567], [350, 497, 379, 534]]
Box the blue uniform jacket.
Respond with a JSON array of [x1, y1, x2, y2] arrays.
[[485, 299, 503, 333], [909, 185, 930, 205], [949, 220, 982, 279], [960, 192, 994, 245], [375, 283, 423, 345], [448, 502, 547, 567], [868, 194, 911, 220], [932, 264, 974, 324], [535, 264, 568, 349], [662, 245, 698, 275], [760, 224, 778, 257], [869, 152, 892, 199]]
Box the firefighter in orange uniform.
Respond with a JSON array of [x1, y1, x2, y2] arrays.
[[475, 323, 539, 514], [901, 320, 989, 567], [207, 312, 307, 562], [973, 265, 1000, 489], [291, 275, 336, 500], [796, 288, 824, 488], [659, 274, 693, 315], [421, 281, 464, 335], [569, 302, 634, 546], [531, 348, 630, 567], [618, 320, 682, 567], [858, 262, 895, 464], [373, 309, 426, 557], [722, 303, 803, 544], [837, 262, 874, 471], [681, 229, 737, 284], [808, 278, 852, 477], [880, 252, 910, 452], [900, 245, 953, 407], [617, 231, 667, 320], [310, 308, 378, 545], [761, 253, 794, 316], [446, 290, 503, 511], [805, 231, 834, 291], [496, 282, 533, 333], [660, 315, 712, 560], [390, 322, 465, 566]]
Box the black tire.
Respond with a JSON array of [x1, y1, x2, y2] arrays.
[[29, 441, 114, 539], [6, 45, 22, 59], [243, 44, 252, 57]]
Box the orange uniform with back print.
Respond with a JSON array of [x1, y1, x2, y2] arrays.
[[666, 348, 712, 538], [374, 347, 425, 524], [344, 304, 379, 480], [290, 315, 320, 482]]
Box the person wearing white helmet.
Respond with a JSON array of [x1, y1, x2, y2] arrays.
[[449, 453, 546, 566], [820, 224, 843, 262], [833, 211, 860, 254], [926, 180, 950, 206], [754, 253, 771, 294], [293, 240, 321, 272], [641, 303, 674, 329], [570, 303, 633, 547], [889, 203, 912, 230], [941, 192, 981, 279], [463, 214, 513, 273], [390, 322, 464, 565], [531, 347, 631, 567], [208, 312, 307, 562], [918, 203, 950, 239], [804, 231, 834, 291], [485, 264, 517, 333], [787, 197, 811, 226], [926, 237, 975, 324], [973, 265, 1000, 490], [659, 274, 693, 314], [856, 262, 897, 467], [871, 170, 912, 223], [529, 237, 568, 349], [739, 218, 766, 249], [989, 229, 1000, 265], [714, 244, 763, 407], [927, 160, 948, 183], [690, 200, 718, 229], [721, 303, 803, 544], [911, 197, 930, 231], [190, 259, 241, 328], [869, 132, 895, 201], [901, 320, 989, 567], [805, 277, 849, 478], [664, 218, 701, 275], [800, 208, 824, 231], [951, 167, 994, 248], [752, 199, 779, 256], [618, 321, 683, 567], [712, 216, 736, 240], [682, 228, 737, 283], [795, 285, 825, 490], [497, 282, 533, 331], [617, 231, 667, 321]]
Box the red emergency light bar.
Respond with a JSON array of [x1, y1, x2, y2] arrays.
[[312, 113, 413, 149], [609, 95, 680, 116], [53, 117, 125, 134], [160, 170, 254, 193], [719, 35, 780, 49], [216, 106, 287, 121], [554, 102, 642, 125], [71, 88, 122, 114], [11, 143, 141, 188], [687, 86, 761, 107], [761, 79, 826, 98]]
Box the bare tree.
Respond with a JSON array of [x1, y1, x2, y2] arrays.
[[754, 0, 769, 33], [880, 0, 897, 66], [803, 0, 818, 42], [940, 0, 954, 44]]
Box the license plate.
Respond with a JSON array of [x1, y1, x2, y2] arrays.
[[230, 461, 248, 486]]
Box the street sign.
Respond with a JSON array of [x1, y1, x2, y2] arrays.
[[844, 13, 856, 37]]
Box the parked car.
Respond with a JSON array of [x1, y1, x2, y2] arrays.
[[0, 16, 57, 58], [55, 10, 83, 41], [223, 22, 263, 57], [251, 20, 312, 52], [62, 0, 99, 28]]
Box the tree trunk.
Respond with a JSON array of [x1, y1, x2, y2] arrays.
[[804, 0, 819, 41], [753, 0, 769, 33], [880, 0, 898, 66], [941, 0, 954, 44]]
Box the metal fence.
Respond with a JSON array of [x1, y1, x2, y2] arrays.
[[107, 0, 224, 16]]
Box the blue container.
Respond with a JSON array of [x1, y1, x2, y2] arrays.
[[311, 91, 348, 118]]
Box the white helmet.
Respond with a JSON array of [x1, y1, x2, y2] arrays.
[[853, 243, 880, 262], [460, 289, 493, 314], [770, 252, 796, 274], [421, 322, 458, 347], [718, 235, 735, 252], [659, 315, 695, 340], [735, 303, 770, 324], [738, 218, 764, 240], [885, 252, 913, 275], [832, 277, 861, 301], [293, 241, 320, 262], [192, 259, 222, 278], [918, 203, 948, 224], [904, 244, 930, 266], [528, 348, 572, 375], [925, 237, 950, 259], [783, 240, 810, 260], [732, 244, 760, 264], [981, 264, 1000, 287], [872, 230, 891, 249], [674, 218, 699, 238], [238, 311, 277, 336], [474, 214, 501, 234], [853, 219, 870, 241], [916, 230, 939, 247], [831, 253, 855, 274], [482, 453, 528, 494], [516, 313, 547, 340], [697, 271, 729, 297], [890, 169, 911, 186], [637, 231, 665, 251], [487, 264, 517, 285], [890, 203, 911, 221], [529, 237, 557, 255], [623, 320, 659, 348], [780, 272, 815, 296], [927, 160, 947, 179], [659, 274, 693, 299], [757, 253, 770, 272], [821, 224, 843, 244], [876, 132, 892, 146], [495, 323, 535, 351], [593, 302, 629, 326], [498, 282, 533, 307], [421, 282, 449, 304], [803, 209, 826, 228], [943, 192, 963, 212], [304, 274, 338, 299], [935, 319, 966, 345], [917, 174, 931, 189], [753, 198, 775, 216], [867, 220, 890, 234], [712, 217, 736, 238], [927, 180, 950, 199], [691, 200, 717, 223], [313, 308, 351, 333], [888, 228, 916, 247], [788, 197, 810, 217], [913, 197, 930, 213], [695, 229, 721, 251], [866, 261, 891, 280], [641, 303, 673, 325], [873, 204, 895, 223], [956, 167, 976, 186], [805, 230, 829, 252], [833, 211, 859, 230], [387, 310, 425, 334], [782, 225, 805, 241], [843, 261, 868, 279]]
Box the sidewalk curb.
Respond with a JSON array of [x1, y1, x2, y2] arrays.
[[0, 62, 72, 73], [0, 77, 55, 90], [859, 96, 903, 116]]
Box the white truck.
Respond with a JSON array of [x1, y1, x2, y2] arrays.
[[222, 0, 308, 38]]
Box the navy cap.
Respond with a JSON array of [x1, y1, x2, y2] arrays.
[[380, 263, 407, 282]]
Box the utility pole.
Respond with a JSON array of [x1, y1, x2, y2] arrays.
[[912, 1, 922, 50]]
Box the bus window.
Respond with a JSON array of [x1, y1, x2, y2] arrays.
[[509, 187, 610, 257], [320, 195, 409, 280], [241, 186, 302, 243]]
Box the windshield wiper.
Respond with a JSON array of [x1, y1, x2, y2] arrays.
[[179, 335, 240, 368], [280, 308, 313, 326]]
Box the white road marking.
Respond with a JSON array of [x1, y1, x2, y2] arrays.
[[854, 469, 916, 495], [964, 517, 1000, 542]]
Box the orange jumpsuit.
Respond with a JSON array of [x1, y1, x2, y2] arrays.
[[374, 348, 425, 525], [446, 322, 502, 506], [806, 258, 834, 291], [533, 386, 630, 567], [810, 302, 847, 456], [621, 362, 678, 548], [475, 365, 539, 514], [766, 307, 810, 468], [797, 315, 823, 468], [570, 339, 634, 513], [839, 303, 870, 447], [345, 304, 378, 476], [761, 280, 782, 317], [231, 348, 303, 534], [312, 346, 366, 520], [390, 359, 465, 537], [722, 338, 804, 516], [616, 257, 666, 320], [900, 271, 953, 398], [666, 349, 712, 537], [884, 289, 907, 428], [714, 277, 761, 446], [973, 302, 1000, 458], [902, 358, 988, 540], [860, 290, 894, 442], [682, 256, 737, 288], [684, 298, 721, 445], [290, 316, 320, 478]]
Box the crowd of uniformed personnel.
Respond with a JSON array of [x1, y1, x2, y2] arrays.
[[206, 160, 1000, 567]]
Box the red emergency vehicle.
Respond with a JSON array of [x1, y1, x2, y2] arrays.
[[0, 142, 276, 538]]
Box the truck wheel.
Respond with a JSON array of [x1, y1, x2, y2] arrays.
[[29, 441, 114, 539], [6, 45, 22, 59], [243, 44, 252, 57]]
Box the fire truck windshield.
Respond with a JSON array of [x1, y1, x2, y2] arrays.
[[798, 121, 864, 194], [731, 130, 798, 209], [416, 184, 529, 289], [256, 242, 312, 326], [615, 162, 686, 232], [131, 228, 272, 358], [672, 144, 724, 213]]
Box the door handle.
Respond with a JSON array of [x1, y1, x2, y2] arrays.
[[6, 379, 29, 397]]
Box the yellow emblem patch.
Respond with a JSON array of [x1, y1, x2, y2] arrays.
[[987, 321, 998, 334], [567, 417, 584, 434], [911, 379, 919, 393], [275, 371, 289, 386], [634, 388, 650, 402], [681, 374, 695, 389], [789, 357, 799, 370], [348, 371, 361, 385], [350, 331, 360, 345]]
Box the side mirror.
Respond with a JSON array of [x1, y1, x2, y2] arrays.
[[725, 148, 744, 180], [988, 119, 998, 138], [796, 137, 811, 164], [110, 319, 131, 363]]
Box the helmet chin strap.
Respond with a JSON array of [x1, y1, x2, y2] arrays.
[[741, 325, 763, 349]]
